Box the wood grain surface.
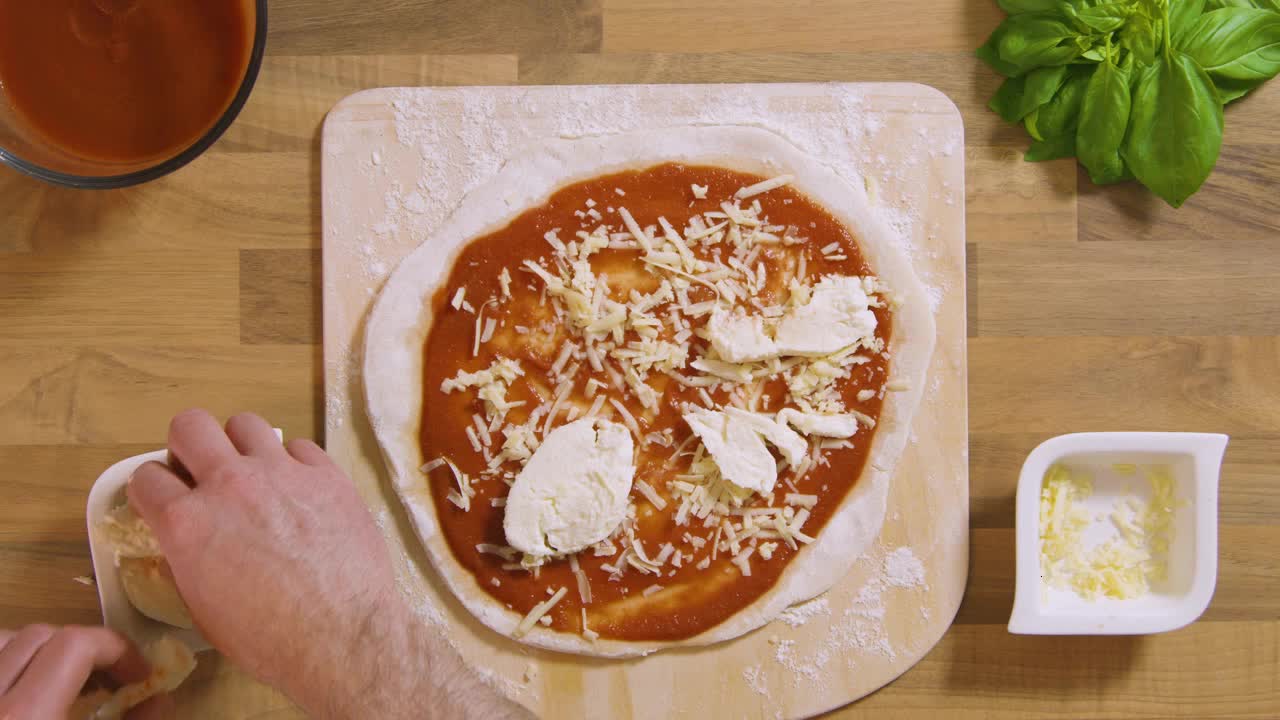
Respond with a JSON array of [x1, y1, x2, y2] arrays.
[[0, 1, 1276, 718]]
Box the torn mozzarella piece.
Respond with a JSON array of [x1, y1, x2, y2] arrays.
[[684, 409, 806, 494], [706, 308, 778, 363], [774, 276, 877, 356], [503, 419, 635, 557], [683, 410, 776, 494], [777, 408, 859, 438], [724, 407, 807, 466]]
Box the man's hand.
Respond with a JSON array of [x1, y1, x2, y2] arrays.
[[0, 624, 167, 719], [126, 410, 398, 715], [127, 409, 532, 720]]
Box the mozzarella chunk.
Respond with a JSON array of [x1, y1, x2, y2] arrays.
[[503, 419, 635, 557], [724, 407, 808, 466], [683, 408, 807, 494], [683, 409, 777, 494], [706, 308, 778, 363], [774, 276, 877, 356]]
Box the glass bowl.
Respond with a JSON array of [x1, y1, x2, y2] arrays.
[[0, 0, 267, 189]]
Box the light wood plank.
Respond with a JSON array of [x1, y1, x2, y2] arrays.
[[0, 170, 45, 254], [0, 153, 316, 254], [0, 346, 319, 446], [0, 445, 152, 542], [970, 337, 1280, 435], [968, 432, 1280, 527], [0, 251, 238, 345], [602, 0, 1002, 54], [967, 150, 1076, 245], [973, 240, 1280, 336]]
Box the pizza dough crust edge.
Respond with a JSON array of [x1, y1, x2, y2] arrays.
[[363, 125, 936, 657]]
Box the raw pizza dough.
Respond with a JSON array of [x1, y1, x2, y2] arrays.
[[363, 126, 935, 657]]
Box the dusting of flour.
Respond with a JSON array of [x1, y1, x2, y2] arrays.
[[764, 545, 930, 692]]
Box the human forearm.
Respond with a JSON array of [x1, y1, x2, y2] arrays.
[[296, 594, 534, 720], [127, 412, 533, 720]]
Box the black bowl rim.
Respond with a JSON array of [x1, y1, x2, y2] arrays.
[[0, 0, 269, 190]]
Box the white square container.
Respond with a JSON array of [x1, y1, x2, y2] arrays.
[[85, 450, 210, 652], [1008, 432, 1227, 635]]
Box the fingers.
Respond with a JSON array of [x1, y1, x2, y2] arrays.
[[0, 629, 13, 653], [103, 634, 153, 686], [285, 438, 334, 468], [225, 413, 286, 459], [0, 624, 55, 693], [5, 627, 136, 716], [168, 409, 239, 480], [128, 461, 192, 539]]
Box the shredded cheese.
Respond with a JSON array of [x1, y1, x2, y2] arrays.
[[635, 479, 668, 510], [514, 586, 567, 637], [1040, 463, 1180, 600], [569, 553, 592, 604], [735, 174, 793, 199]]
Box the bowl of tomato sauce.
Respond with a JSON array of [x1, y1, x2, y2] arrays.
[[0, 0, 266, 188]]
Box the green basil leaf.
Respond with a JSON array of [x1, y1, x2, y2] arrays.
[[991, 65, 1073, 121], [997, 14, 1086, 74], [1120, 13, 1161, 65], [1025, 133, 1079, 161], [1000, 0, 1061, 12], [976, 22, 1024, 77], [1170, 0, 1209, 46], [1062, 2, 1136, 33], [1023, 65, 1093, 163], [1178, 7, 1280, 102], [1077, 60, 1133, 183], [1121, 52, 1224, 207], [1206, 0, 1280, 11]]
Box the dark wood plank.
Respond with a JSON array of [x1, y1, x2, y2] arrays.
[[267, 0, 603, 55], [840, 622, 1279, 718], [240, 249, 321, 345]]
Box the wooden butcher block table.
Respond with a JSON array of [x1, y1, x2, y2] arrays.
[[0, 2, 1276, 719]]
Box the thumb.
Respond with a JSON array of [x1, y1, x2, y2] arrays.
[[126, 461, 192, 542]]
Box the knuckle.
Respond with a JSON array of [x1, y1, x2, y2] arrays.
[[170, 408, 206, 430], [225, 412, 255, 431], [46, 627, 86, 656], [209, 463, 249, 488], [19, 623, 56, 645]]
